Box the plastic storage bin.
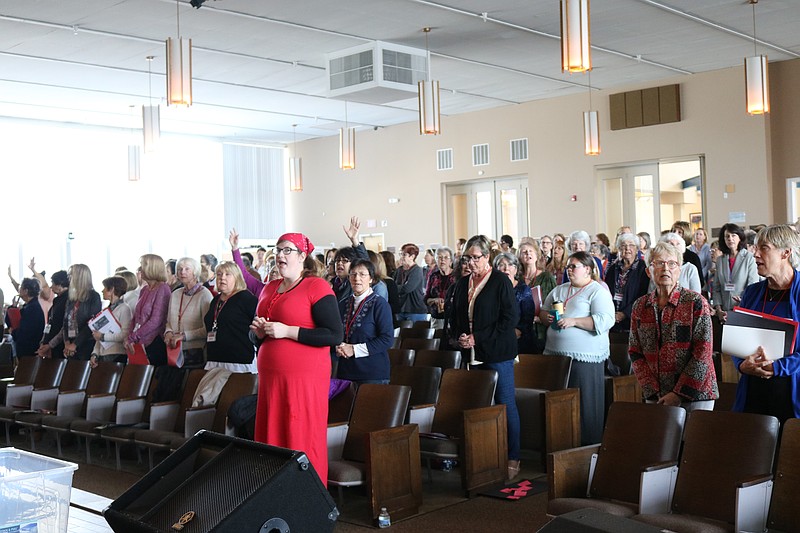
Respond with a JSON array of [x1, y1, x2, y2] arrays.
[[0, 448, 78, 533]]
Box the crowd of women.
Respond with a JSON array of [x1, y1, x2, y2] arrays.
[[4, 218, 800, 487]]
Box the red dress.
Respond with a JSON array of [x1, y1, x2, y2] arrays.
[[254, 277, 335, 484]]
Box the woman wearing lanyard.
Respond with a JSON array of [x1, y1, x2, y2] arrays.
[[335, 259, 393, 385], [203, 262, 257, 373], [541, 251, 615, 445], [165, 257, 213, 369], [734, 224, 800, 423], [90, 276, 132, 366], [712, 223, 759, 323], [250, 233, 343, 486], [604, 232, 649, 335], [451, 235, 520, 480], [424, 246, 455, 329], [59, 264, 101, 360]]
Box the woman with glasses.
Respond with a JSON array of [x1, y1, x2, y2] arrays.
[[629, 242, 717, 411], [495, 252, 537, 355], [541, 251, 615, 445], [334, 259, 393, 385], [604, 233, 650, 336], [712, 223, 759, 324], [654, 233, 702, 293], [451, 235, 521, 480], [250, 233, 343, 486], [394, 243, 427, 322]]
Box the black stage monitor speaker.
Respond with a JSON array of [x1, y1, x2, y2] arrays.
[[104, 431, 338, 533], [537, 508, 664, 533]]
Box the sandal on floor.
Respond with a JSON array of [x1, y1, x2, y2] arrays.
[[507, 459, 521, 481]]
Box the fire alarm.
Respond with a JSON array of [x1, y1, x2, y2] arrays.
[[570, 195, 577, 202]]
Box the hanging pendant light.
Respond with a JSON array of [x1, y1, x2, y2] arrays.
[[289, 124, 303, 191], [166, 0, 192, 107], [142, 56, 160, 153], [583, 72, 600, 155], [340, 102, 356, 170], [744, 0, 769, 115], [560, 0, 591, 73], [418, 27, 441, 135]]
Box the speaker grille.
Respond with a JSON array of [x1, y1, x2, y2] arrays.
[[142, 446, 289, 531]]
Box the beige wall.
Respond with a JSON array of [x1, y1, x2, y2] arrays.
[[770, 58, 800, 223], [289, 63, 782, 250]]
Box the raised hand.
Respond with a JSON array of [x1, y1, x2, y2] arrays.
[[229, 228, 240, 250], [343, 216, 360, 245]]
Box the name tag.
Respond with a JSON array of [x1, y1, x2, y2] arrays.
[[207, 331, 217, 343], [43, 324, 51, 334], [68, 327, 77, 338], [724, 283, 735, 292], [613, 292, 623, 302]]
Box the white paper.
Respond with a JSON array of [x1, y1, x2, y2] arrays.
[[88, 308, 121, 350], [721, 325, 785, 360]]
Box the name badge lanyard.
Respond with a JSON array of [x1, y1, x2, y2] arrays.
[[67, 301, 80, 339], [208, 297, 229, 342], [344, 296, 369, 343], [177, 291, 196, 333]]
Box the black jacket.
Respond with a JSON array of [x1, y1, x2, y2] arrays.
[[604, 259, 650, 332], [451, 269, 519, 363]]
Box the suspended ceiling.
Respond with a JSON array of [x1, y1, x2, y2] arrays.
[[0, 0, 797, 145]]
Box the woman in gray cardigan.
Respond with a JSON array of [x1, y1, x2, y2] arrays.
[[712, 223, 759, 323]]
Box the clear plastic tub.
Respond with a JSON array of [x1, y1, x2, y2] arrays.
[[0, 448, 78, 533]]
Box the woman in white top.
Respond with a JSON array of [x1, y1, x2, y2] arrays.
[[90, 276, 132, 366], [540, 251, 615, 445], [164, 257, 213, 369]]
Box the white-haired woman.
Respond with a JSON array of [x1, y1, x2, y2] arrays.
[[564, 230, 605, 282], [164, 257, 213, 369], [604, 232, 650, 335], [424, 246, 455, 329], [648, 233, 702, 293], [495, 252, 536, 354], [734, 224, 800, 423]]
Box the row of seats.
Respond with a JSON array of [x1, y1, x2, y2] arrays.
[[548, 403, 797, 533]]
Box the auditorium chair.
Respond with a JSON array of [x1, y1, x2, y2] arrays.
[[390, 365, 442, 420], [767, 417, 800, 532], [398, 327, 435, 341], [0, 356, 41, 405], [1, 358, 66, 444], [387, 348, 415, 367], [399, 338, 440, 352], [413, 349, 461, 371]]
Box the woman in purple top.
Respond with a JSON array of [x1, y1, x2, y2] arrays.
[[125, 254, 171, 367], [229, 228, 266, 297]]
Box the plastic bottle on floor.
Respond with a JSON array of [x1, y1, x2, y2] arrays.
[[377, 507, 391, 528]]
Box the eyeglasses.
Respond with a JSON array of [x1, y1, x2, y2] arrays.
[[566, 263, 585, 271], [334, 258, 351, 264], [274, 247, 300, 256], [466, 254, 485, 263], [348, 271, 370, 278], [651, 260, 680, 269], [619, 244, 638, 250]]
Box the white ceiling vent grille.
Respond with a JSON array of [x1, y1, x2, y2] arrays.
[[510, 138, 529, 161], [472, 144, 489, 166], [437, 148, 453, 171], [327, 41, 428, 104]]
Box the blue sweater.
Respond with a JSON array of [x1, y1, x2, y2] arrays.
[[734, 272, 800, 418], [336, 292, 393, 382]]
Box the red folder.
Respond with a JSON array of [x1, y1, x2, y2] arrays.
[[128, 343, 150, 365], [166, 339, 184, 368], [729, 306, 799, 356]]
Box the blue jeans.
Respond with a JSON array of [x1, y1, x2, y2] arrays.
[[480, 360, 521, 461], [396, 313, 428, 323]]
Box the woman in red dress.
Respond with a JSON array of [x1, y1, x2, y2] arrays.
[[250, 233, 343, 485]]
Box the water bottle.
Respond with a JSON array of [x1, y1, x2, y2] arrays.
[[549, 300, 564, 330], [378, 507, 391, 528]]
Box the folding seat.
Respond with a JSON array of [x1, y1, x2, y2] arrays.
[[399, 338, 440, 351], [0, 358, 66, 444], [387, 348, 415, 367], [767, 418, 800, 533], [413, 349, 461, 371]]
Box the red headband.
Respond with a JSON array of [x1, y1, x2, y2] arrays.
[[278, 233, 314, 255]]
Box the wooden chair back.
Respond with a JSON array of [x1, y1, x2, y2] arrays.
[[211, 373, 258, 432], [175, 369, 207, 432], [115, 364, 154, 400], [343, 384, 411, 463], [32, 358, 66, 390], [388, 348, 415, 367], [769, 417, 800, 531], [412, 320, 432, 329], [11, 357, 41, 385], [84, 361, 124, 397], [390, 365, 442, 407], [400, 338, 440, 351], [672, 410, 779, 524], [431, 368, 497, 438], [590, 403, 685, 504], [515, 354, 571, 390], [413, 349, 461, 371], [395, 320, 414, 329], [608, 342, 632, 376], [60, 360, 91, 392], [398, 328, 435, 340], [328, 381, 356, 424]]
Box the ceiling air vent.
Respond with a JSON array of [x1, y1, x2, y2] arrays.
[[327, 42, 428, 104], [437, 148, 453, 171], [510, 138, 528, 161], [472, 144, 489, 166]]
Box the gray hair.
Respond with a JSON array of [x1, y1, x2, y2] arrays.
[[660, 232, 686, 254], [616, 232, 640, 250], [435, 246, 454, 259], [465, 235, 492, 256], [568, 230, 591, 251], [176, 257, 201, 281], [650, 242, 683, 266], [493, 252, 519, 270], [756, 224, 800, 269]]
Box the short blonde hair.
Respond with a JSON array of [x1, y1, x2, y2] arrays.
[[117, 270, 139, 292], [177, 257, 201, 281], [756, 224, 800, 269], [215, 261, 247, 292], [139, 254, 167, 283]]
